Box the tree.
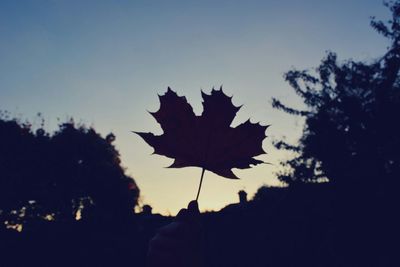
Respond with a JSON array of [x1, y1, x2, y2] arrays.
[[0, 115, 139, 228], [271, 5, 400, 264], [272, 1, 400, 189]]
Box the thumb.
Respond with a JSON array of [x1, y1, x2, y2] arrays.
[[186, 200, 200, 223], [176, 201, 200, 222], [188, 200, 199, 214]]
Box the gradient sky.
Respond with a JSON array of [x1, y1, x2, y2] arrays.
[[0, 0, 390, 214]]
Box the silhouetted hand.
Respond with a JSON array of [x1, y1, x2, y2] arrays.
[[147, 200, 204, 267]]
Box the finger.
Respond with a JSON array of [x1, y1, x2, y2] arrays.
[[188, 200, 199, 214], [176, 208, 189, 222], [186, 201, 200, 224]]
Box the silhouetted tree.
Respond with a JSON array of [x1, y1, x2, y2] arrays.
[[271, 3, 400, 265], [273, 1, 400, 188], [48, 121, 139, 222], [0, 115, 139, 229]]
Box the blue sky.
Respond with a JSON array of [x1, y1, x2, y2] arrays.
[[0, 0, 391, 214]]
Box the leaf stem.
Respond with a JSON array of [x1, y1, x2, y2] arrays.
[[195, 168, 206, 202]]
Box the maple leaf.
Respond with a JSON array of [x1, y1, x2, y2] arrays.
[[135, 87, 268, 199]]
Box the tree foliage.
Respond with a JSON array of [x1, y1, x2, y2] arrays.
[[273, 1, 400, 187], [0, 115, 139, 228]]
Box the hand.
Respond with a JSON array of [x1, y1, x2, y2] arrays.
[[147, 201, 204, 267]]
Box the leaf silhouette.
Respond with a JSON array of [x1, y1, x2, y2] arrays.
[[135, 87, 268, 180]]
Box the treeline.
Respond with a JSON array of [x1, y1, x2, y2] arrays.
[[0, 115, 145, 266], [0, 115, 139, 226]]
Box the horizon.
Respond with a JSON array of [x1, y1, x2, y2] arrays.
[[0, 0, 390, 215]]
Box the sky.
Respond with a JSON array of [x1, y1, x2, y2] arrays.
[[0, 0, 391, 215]]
